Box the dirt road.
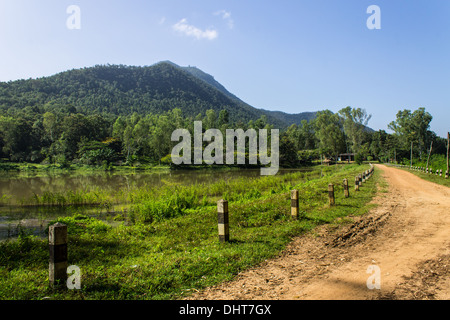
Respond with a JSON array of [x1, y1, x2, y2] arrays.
[[188, 165, 450, 300]]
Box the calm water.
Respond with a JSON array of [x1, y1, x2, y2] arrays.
[[0, 168, 316, 240]]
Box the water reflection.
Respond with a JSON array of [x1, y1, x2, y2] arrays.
[[0, 168, 314, 240]]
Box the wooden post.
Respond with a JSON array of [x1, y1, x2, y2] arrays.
[[355, 176, 359, 191], [343, 179, 349, 198], [217, 200, 229, 243], [328, 183, 335, 206], [291, 190, 299, 220], [49, 222, 68, 288]]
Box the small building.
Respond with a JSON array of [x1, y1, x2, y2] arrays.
[[338, 153, 356, 162]]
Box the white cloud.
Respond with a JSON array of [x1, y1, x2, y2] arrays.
[[214, 10, 234, 29], [172, 18, 218, 40]]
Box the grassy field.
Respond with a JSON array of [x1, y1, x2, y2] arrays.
[[0, 164, 380, 300]]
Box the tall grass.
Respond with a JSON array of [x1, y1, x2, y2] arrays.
[[15, 167, 336, 211], [0, 164, 378, 300], [0, 194, 11, 205], [129, 187, 202, 223], [126, 166, 338, 223], [19, 188, 115, 208], [404, 154, 448, 170]]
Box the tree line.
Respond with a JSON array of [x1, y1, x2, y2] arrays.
[[0, 104, 446, 169]]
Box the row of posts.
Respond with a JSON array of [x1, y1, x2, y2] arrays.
[[47, 165, 376, 288], [218, 164, 375, 243], [392, 164, 449, 179]]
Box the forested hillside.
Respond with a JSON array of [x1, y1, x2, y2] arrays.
[[0, 62, 256, 122], [0, 62, 447, 169]]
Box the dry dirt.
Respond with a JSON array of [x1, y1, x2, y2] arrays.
[[187, 164, 450, 300]]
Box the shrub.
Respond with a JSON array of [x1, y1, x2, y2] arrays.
[[47, 214, 111, 234]]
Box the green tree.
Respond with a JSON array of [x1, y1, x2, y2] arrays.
[[0, 116, 34, 161], [112, 116, 127, 141], [218, 109, 229, 127], [388, 107, 433, 160], [123, 124, 134, 162], [279, 133, 299, 167], [314, 110, 345, 160], [42, 112, 58, 143], [338, 107, 372, 155], [204, 109, 217, 129], [149, 114, 175, 164], [298, 120, 317, 150]]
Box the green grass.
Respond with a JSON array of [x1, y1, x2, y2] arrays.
[[13, 167, 328, 215], [0, 162, 173, 173], [19, 189, 114, 208], [0, 164, 381, 300], [409, 154, 448, 171], [391, 164, 450, 188]]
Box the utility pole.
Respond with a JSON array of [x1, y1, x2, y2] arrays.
[[446, 132, 449, 177], [426, 141, 433, 172], [410, 141, 413, 168]]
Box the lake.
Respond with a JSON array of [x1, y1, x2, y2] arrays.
[[0, 167, 319, 240]]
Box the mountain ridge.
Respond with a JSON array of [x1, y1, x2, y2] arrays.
[[165, 61, 318, 127], [0, 61, 318, 128]]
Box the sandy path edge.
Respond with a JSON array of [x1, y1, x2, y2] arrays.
[[186, 165, 450, 300]]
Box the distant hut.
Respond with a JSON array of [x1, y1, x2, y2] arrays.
[[338, 153, 355, 163]]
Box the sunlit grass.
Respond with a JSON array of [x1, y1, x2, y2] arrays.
[[0, 164, 380, 300]]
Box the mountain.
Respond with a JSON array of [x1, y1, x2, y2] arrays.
[[169, 62, 319, 127], [259, 110, 318, 126], [0, 61, 317, 128]]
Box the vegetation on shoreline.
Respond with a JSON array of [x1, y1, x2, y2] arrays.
[[0, 162, 171, 173], [392, 161, 450, 189], [1, 75, 447, 173], [0, 164, 380, 300], [0, 61, 447, 182], [4, 167, 326, 223]]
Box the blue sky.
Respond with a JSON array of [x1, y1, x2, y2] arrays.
[[0, 0, 449, 137]]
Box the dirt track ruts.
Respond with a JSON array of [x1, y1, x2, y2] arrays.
[[187, 165, 450, 300]]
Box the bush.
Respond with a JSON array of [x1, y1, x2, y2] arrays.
[[129, 187, 199, 223], [47, 214, 111, 235], [355, 153, 363, 165]]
